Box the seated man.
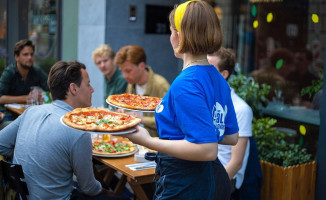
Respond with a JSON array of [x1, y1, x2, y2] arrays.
[[208, 47, 255, 199], [92, 44, 127, 106], [114, 45, 170, 137], [0, 39, 49, 122], [0, 61, 121, 199]]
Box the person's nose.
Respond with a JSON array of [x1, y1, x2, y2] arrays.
[[101, 61, 107, 67], [122, 72, 128, 79], [90, 85, 95, 93]]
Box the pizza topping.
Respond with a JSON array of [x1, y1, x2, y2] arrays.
[[93, 141, 131, 153], [62, 108, 141, 132], [92, 136, 136, 155]]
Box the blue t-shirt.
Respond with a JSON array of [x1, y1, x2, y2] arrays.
[[155, 65, 239, 143]]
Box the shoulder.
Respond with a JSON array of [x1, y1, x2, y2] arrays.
[[231, 90, 252, 112], [1, 64, 16, 76], [152, 73, 170, 86]]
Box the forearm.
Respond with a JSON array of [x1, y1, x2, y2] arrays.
[[141, 138, 218, 161], [224, 137, 248, 179], [219, 132, 239, 145], [225, 160, 242, 180], [0, 95, 27, 104], [124, 126, 218, 161]]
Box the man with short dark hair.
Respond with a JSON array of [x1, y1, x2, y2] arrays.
[[0, 61, 123, 200], [0, 39, 49, 122]]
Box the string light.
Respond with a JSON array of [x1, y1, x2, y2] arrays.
[[275, 59, 283, 69], [267, 13, 273, 23], [253, 20, 259, 29], [299, 125, 306, 136], [251, 5, 257, 17], [312, 14, 319, 23]]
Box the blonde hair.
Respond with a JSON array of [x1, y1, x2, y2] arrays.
[[169, 0, 223, 55], [92, 44, 115, 63]]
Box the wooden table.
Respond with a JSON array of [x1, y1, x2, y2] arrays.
[[4, 104, 27, 116], [93, 155, 156, 200]]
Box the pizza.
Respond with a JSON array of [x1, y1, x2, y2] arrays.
[[107, 93, 162, 111], [92, 135, 136, 155], [62, 108, 141, 132]]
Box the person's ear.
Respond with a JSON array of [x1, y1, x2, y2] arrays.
[[69, 83, 78, 95], [14, 54, 19, 62], [221, 70, 229, 79], [139, 62, 146, 70]]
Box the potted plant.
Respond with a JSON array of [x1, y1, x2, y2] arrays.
[[229, 74, 316, 200], [228, 74, 270, 117], [252, 117, 316, 200]]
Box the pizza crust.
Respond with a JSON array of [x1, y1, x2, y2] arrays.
[[107, 93, 162, 111]]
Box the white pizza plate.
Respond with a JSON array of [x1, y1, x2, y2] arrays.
[[106, 99, 155, 113], [60, 116, 137, 135], [92, 147, 138, 158]]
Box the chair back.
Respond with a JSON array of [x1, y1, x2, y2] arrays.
[[1, 160, 29, 200]]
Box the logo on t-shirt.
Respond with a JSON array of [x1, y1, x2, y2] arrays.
[[212, 102, 227, 137], [156, 102, 164, 113]]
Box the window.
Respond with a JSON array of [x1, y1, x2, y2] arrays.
[[0, 0, 7, 75], [28, 0, 59, 73]]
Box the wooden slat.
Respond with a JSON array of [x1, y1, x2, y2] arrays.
[[260, 161, 316, 200]]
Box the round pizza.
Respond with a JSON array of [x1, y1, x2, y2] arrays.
[[107, 93, 162, 111], [93, 136, 136, 155], [62, 108, 141, 132]]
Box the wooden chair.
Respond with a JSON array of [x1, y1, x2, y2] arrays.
[[1, 160, 29, 200]]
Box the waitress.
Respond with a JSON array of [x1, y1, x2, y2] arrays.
[[123, 1, 239, 199]]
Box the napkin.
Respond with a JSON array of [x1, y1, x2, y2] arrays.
[[125, 162, 156, 171], [5, 104, 28, 109]]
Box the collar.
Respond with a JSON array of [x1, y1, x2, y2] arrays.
[[52, 100, 74, 112]]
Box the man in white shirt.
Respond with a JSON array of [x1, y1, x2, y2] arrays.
[[208, 47, 253, 199]]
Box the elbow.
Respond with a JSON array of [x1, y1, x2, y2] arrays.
[[203, 148, 218, 161]]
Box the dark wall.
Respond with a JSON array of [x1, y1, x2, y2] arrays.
[[105, 0, 182, 84], [315, 41, 326, 200]]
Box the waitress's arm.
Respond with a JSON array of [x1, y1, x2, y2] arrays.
[[123, 126, 218, 161], [218, 132, 239, 145]]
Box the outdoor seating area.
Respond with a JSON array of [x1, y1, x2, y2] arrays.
[[0, 0, 325, 200]]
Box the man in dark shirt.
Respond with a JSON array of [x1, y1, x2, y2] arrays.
[[0, 39, 49, 122]]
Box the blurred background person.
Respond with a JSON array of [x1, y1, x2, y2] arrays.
[[250, 48, 295, 104], [0, 39, 49, 122], [287, 48, 319, 106], [208, 47, 261, 200], [92, 44, 127, 107], [114, 45, 170, 137]]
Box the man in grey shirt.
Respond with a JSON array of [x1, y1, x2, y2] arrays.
[[0, 61, 122, 200]]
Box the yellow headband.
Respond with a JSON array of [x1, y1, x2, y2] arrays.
[[174, 0, 197, 32]]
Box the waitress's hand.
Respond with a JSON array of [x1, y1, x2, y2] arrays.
[[121, 126, 152, 146]]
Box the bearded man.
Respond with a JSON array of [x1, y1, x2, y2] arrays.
[[0, 39, 49, 122]]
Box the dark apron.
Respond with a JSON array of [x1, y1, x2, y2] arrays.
[[152, 152, 231, 200]]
